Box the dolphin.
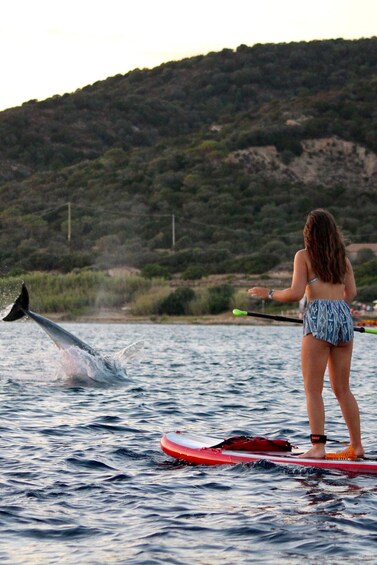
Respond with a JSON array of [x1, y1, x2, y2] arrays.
[[2, 283, 127, 384]]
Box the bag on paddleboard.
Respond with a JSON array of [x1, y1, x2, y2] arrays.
[[211, 435, 292, 452]]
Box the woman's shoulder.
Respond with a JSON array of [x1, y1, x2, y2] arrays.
[[294, 249, 311, 275], [294, 249, 309, 262]]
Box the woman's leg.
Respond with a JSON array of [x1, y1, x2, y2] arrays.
[[301, 334, 331, 458], [328, 340, 364, 457]]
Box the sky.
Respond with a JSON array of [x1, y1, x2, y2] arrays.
[[0, 0, 376, 112]]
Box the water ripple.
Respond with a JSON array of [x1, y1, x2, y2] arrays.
[[0, 323, 376, 564]]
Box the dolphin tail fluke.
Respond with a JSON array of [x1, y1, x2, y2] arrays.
[[2, 283, 29, 321]]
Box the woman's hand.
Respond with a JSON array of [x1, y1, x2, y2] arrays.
[[248, 287, 269, 300]]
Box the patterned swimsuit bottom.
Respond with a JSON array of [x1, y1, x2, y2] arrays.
[[303, 299, 354, 346]]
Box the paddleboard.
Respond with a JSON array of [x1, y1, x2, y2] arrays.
[[161, 431, 377, 475]]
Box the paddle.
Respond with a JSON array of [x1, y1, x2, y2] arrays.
[[232, 309, 377, 334]]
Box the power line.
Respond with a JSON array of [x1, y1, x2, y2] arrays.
[[11, 202, 377, 248]]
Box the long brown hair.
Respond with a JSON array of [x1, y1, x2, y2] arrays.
[[303, 209, 347, 284]]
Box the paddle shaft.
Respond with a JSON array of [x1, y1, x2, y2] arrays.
[[232, 309, 377, 334]]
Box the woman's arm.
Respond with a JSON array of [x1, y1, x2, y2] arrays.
[[248, 250, 308, 303], [343, 258, 357, 303]]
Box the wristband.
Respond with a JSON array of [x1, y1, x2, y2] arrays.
[[268, 289, 275, 300]]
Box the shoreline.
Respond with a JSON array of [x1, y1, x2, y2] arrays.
[[44, 310, 377, 326], [45, 310, 284, 325]]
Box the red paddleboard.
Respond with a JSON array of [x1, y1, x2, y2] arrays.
[[161, 432, 377, 475]]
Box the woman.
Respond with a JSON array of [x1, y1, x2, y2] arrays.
[[249, 209, 364, 460]]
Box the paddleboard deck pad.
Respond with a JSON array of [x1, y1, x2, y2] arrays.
[[161, 432, 377, 475]]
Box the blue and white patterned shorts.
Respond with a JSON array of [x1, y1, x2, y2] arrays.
[[303, 300, 354, 346]]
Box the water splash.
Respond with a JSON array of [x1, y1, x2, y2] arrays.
[[114, 340, 144, 362], [56, 346, 129, 388], [55, 340, 145, 387]]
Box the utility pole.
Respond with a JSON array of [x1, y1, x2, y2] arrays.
[[67, 202, 71, 245], [172, 214, 175, 249]]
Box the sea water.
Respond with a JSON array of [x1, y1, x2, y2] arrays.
[[0, 321, 376, 564]]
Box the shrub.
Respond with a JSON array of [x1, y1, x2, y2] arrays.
[[157, 287, 196, 315], [230, 253, 281, 274], [187, 291, 209, 316], [181, 265, 205, 280], [207, 284, 234, 314], [354, 259, 377, 286], [142, 263, 170, 279], [355, 285, 377, 303], [131, 286, 170, 315], [231, 289, 249, 311]]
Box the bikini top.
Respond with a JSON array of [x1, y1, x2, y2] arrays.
[[307, 276, 320, 285]]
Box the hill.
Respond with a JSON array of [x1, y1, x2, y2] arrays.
[[0, 37, 376, 276]]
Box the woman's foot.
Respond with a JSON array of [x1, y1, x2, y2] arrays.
[[353, 444, 365, 458], [300, 444, 326, 459], [325, 445, 358, 460]]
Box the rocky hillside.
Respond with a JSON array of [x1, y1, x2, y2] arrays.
[[230, 137, 377, 191]]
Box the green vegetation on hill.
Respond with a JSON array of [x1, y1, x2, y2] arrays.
[[0, 38, 376, 276]]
